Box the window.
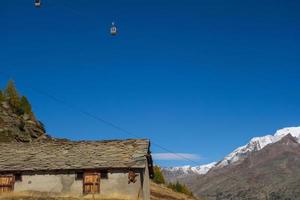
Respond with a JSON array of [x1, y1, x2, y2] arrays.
[[15, 173, 22, 182], [75, 172, 84, 180], [100, 170, 108, 179], [83, 172, 100, 194], [0, 175, 14, 193]]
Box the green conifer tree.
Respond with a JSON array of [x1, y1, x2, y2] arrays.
[[20, 96, 33, 116], [167, 181, 194, 196], [153, 166, 166, 184], [4, 80, 21, 113], [175, 181, 182, 193]]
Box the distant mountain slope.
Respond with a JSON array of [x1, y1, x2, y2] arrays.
[[162, 162, 217, 183], [215, 127, 300, 168], [163, 127, 300, 179], [162, 127, 300, 199], [184, 134, 300, 199]]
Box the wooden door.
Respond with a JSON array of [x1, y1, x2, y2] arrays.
[[0, 176, 14, 193], [83, 172, 100, 194]]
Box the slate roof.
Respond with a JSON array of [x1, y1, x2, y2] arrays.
[[0, 139, 151, 172]]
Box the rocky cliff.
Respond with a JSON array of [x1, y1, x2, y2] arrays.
[[0, 101, 49, 142]]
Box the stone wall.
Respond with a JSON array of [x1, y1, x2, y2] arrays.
[[142, 160, 150, 200], [13, 169, 148, 199], [14, 173, 82, 194]]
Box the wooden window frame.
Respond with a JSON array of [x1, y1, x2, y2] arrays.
[[83, 172, 100, 194], [0, 175, 15, 193]]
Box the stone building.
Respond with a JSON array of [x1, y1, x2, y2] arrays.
[[0, 139, 154, 200]]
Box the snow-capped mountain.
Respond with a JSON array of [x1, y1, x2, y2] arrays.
[[163, 126, 300, 176], [185, 133, 300, 199], [216, 126, 300, 167], [162, 162, 217, 183], [165, 162, 217, 175]]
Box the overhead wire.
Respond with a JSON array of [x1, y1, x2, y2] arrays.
[[1, 0, 246, 184], [0, 70, 202, 166]]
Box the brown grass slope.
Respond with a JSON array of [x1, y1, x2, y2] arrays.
[[150, 182, 198, 200]]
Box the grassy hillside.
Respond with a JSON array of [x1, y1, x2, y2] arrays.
[[150, 182, 198, 200]]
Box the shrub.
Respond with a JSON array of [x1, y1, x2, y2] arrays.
[[153, 166, 165, 184], [167, 181, 194, 197]]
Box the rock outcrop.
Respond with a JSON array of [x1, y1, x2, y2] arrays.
[[0, 101, 49, 142]]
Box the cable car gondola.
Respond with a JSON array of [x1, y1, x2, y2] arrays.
[[35, 0, 41, 7], [110, 22, 117, 36]]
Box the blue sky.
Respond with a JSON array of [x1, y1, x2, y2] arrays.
[[1, 0, 300, 167]]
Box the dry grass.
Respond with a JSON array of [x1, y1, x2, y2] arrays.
[[0, 182, 198, 200], [0, 192, 134, 200], [150, 182, 199, 200]]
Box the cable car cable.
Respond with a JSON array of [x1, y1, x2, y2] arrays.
[[0, 70, 202, 166]]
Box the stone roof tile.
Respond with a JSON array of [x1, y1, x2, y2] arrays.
[[0, 139, 150, 172]]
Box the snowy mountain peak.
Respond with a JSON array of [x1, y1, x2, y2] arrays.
[[274, 127, 300, 142], [216, 126, 300, 167], [192, 162, 217, 174], [163, 126, 300, 175], [165, 162, 217, 175]]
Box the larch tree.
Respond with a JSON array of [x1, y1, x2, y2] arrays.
[[4, 80, 21, 113], [20, 96, 33, 117], [153, 166, 166, 184]]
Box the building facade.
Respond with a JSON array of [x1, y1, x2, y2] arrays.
[[0, 139, 154, 200]]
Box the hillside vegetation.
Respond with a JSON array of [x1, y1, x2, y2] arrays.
[[0, 80, 33, 118], [152, 166, 195, 198], [151, 182, 198, 200], [0, 80, 49, 142]]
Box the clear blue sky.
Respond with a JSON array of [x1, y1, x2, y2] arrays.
[[1, 0, 300, 167]]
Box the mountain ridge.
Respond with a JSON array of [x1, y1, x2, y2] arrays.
[[185, 134, 300, 199], [162, 127, 300, 199], [163, 126, 300, 178]]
